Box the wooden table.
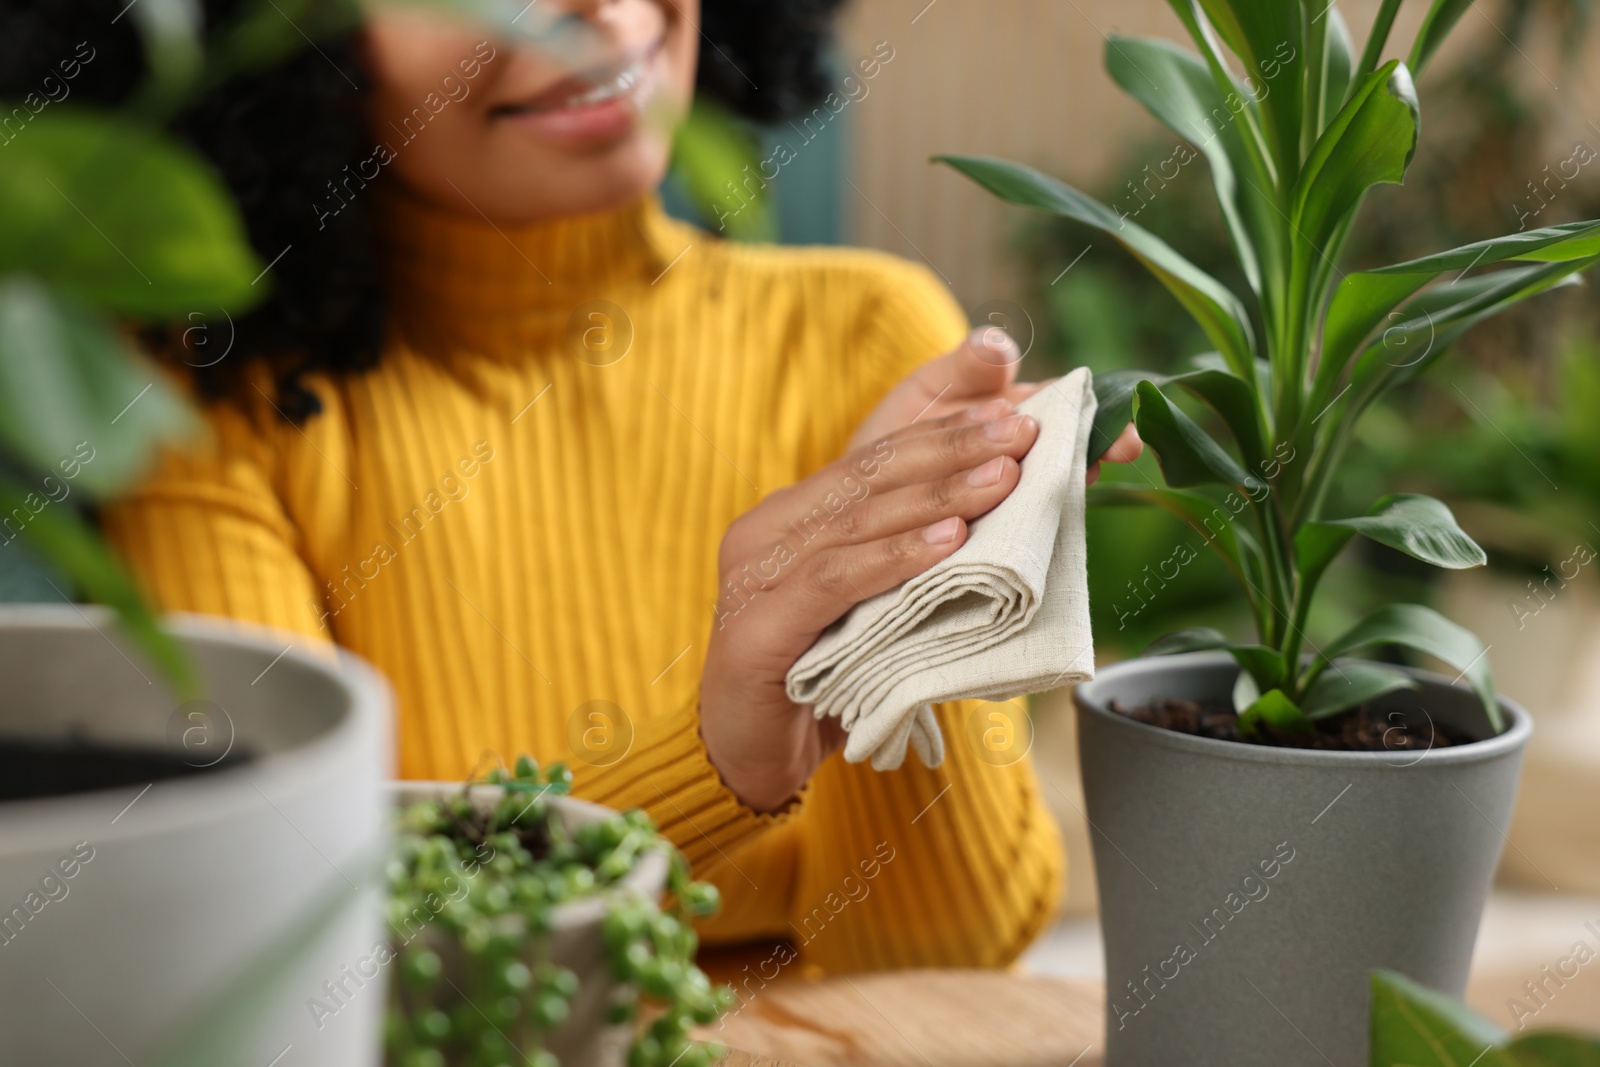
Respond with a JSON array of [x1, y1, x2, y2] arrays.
[[705, 970, 1104, 1067]]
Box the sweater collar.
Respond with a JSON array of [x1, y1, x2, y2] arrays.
[[374, 182, 685, 353]]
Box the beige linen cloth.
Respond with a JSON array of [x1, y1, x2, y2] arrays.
[[786, 367, 1098, 771]]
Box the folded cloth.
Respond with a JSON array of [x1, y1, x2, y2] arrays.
[[786, 367, 1099, 771]]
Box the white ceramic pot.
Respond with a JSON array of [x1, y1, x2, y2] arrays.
[[389, 783, 670, 1067], [0, 606, 392, 1066]]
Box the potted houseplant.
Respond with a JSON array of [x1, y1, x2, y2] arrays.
[[0, 4, 398, 1065], [0, 608, 392, 1067], [385, 758, 731, 1067], [939, 1, 1600, 1065]]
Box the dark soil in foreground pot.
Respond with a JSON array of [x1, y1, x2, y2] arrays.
[[0, 735, 250, 801], [1115, 698, 1475, 750]]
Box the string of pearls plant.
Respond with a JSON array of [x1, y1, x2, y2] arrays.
[[385, 756, 733, 1067]]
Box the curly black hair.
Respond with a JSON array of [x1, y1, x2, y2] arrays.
[[0, 0, 847, 419]]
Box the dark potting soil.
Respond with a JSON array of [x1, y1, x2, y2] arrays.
[[1112, 697, 1473, 751], [0, 735, 251, 802]]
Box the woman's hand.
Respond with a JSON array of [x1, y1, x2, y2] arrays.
[[698, 330, 1142, 812], [850, 328, 1140, 484]]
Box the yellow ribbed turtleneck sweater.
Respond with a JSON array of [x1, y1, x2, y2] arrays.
[[102, 188, 1063, 971]]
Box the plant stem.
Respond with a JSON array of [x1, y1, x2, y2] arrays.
[[1290, 399, 1361, 531], [1278, 551, 1315, 692], [1250, 487, 1293, 651], [1176, 2, 1282, 199], [1276, 250, 1312, 433], [1301, 3, 1329, 155], [1355, 0, 1405, 86]]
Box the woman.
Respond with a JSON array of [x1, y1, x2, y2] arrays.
[[22, 0, 1139, 971]]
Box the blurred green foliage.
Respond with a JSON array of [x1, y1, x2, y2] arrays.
[[668, 96, 779, 242], [0, 0, 338, 692]]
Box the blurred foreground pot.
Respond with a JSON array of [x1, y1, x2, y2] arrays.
[[0, 606, 392, 1067], [1075, 651, 1530, 1067], [389, 783, 670, 1067]]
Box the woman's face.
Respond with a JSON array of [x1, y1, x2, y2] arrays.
[[361, 0, 698, 224]]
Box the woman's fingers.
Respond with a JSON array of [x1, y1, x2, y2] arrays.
[[847, 329, 1025, 448], [726, 404, 1036, 572], [924, 327, 1024, 394], [1103, 422, 1144, 464], [849, 412, 1039, 493], [785, 454, 1021, 553], [752, 519, 970, 650], [1085, 423, 1141, 487]]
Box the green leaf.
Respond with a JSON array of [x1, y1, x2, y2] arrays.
[[0, 482, 198, 700], [1292, 61, 1419, 262], [1293, 522, 1358, 633], [203, 0, 361, 83], [1189, 0, 1305, 185], [129, 0, 203, 120], [1408, 0, 1476, 78], [0, 277, 197, 496], [1369, 970, 1518, 1067], [1508, 1033, 1600, 1066], [935, 154, 1256, 375], [1317, 8, 1357, 133], [1103, 35, 1273, 298], [1194, 350, 1273, 400], [1228, 644, 1286, 691], [1369, 968, 1600, 1067], [1167, 366, 1269, 470], [1144, 627, 1229, 656], [671, 96, 776, 242], [1294, 494, 1489, 653], [1089, 369, 1163, 464], [1320, 221, 1600, 388], [1355, 0, 1405, 83], [0, 107, 265, 317], [1133, 380, 1265, 493], [1320, 604, 1499, 731], [1314, 220, 1600, 413], [1238, 689, 1314, 737], [1313, 494, 1486, 570], [1302, 661, 1419, 718], [1348, 257, 1600, 411]]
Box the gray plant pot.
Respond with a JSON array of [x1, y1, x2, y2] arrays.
[[0, 606, 393, 1067], [1074, 651, 1531, 1067], [390, 783, 670, 1067]]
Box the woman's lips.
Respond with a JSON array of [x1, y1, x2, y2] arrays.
[[489, 44, 662, 144]]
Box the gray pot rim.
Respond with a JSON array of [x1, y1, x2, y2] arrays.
[[1074, 650, 1532, 769], [0, 604, 392, 847], [390, 781, 669, 930]]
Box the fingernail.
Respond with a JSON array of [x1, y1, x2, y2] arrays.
[[923, 516, 961, 544], [971, 325, 1013, 352], [967, 456, 1006, 487], [985, 414, 1030, 441], [965, 398, 1011, 422]]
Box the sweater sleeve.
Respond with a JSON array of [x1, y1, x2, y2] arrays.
[[99, 385, 329, 645], [573, 690, 800, 874], [697, 257, 1067, 969]]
